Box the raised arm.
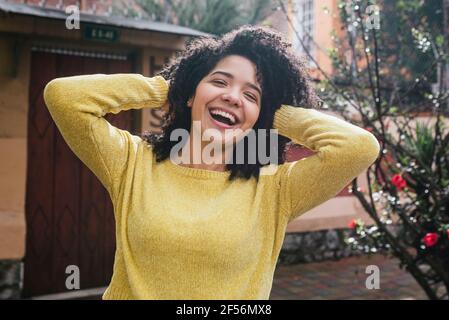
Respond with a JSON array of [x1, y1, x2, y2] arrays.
[[43, 74, 168, 201], [273, 104, 380, 223]]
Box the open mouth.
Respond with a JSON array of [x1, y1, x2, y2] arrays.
[[208, 107, 239, 128]]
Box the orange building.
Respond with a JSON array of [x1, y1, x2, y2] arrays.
[[262, 0, 374, 230]]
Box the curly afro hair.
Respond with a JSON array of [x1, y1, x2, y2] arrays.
[[142, 25, 318, 182]]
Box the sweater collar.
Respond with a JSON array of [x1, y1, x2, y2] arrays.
[[162, 158, 232, 180]]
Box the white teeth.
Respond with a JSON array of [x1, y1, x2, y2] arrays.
[[209, 109, 236, 125]]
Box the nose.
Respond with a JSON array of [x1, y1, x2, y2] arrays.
[[221, 91, 242, 108]]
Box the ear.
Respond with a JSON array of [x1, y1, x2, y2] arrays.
[[187, 97, 193, 108]]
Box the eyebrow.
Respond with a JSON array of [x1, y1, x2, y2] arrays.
[[209, 70, 262, 96]]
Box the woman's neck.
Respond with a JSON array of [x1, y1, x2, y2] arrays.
[[174, 133, 232, 172]]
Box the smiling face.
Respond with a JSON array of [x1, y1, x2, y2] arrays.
[[187, 55, 262, 145]]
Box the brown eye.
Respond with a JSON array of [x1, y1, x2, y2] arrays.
[[212, 80, 226, 86], [245, 92, 257, 102]]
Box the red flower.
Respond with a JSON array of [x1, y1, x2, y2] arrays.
[[391, 174, 407, 190], [423, 233, 439, 247], [349, 219, 358, 229]]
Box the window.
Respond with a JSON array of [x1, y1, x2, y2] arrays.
[[292, 0, 315, 59]]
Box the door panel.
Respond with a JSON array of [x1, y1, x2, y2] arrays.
[[24, 51, 134, 297]]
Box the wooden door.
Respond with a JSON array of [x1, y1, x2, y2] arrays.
[[24, 50, 135, 297]]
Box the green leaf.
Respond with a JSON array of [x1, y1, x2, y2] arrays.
[[435, 35, 444, 47], [389, 106, 398, 114]]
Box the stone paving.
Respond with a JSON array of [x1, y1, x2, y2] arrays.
[[269, 254, 428, 300], [30, 254, 428, 300]]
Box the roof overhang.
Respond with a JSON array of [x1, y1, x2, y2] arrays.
[[0, 1, 212, 38]]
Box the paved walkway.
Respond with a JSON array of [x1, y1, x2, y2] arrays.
[[269, 254, 428, 300], [34, 254, 427, 300]]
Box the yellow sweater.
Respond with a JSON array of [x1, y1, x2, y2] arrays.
[[43, 74, 380, 300]]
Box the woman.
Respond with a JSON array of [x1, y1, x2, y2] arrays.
[[43, 25, 380, 300]]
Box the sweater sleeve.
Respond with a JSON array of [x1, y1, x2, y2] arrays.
[[43, 73, 168, 201], [273, 104, 380, 223]]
